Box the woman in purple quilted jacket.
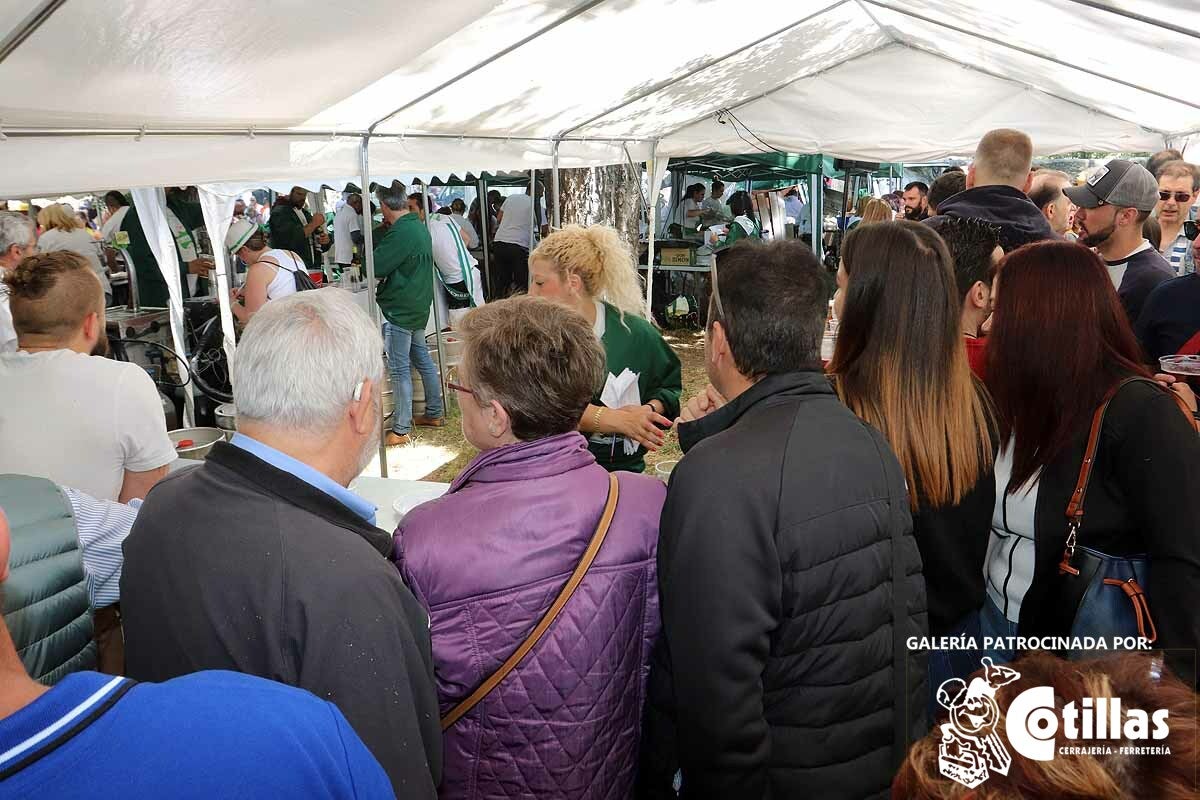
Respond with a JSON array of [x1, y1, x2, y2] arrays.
[[394, 296, 665, 799]]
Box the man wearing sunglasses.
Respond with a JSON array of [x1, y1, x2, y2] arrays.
[[1154, 160, 1199, 276]]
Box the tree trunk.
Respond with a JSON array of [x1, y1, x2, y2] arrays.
[[555, 164, 643, 251]]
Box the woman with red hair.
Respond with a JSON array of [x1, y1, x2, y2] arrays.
[[981, 240, 1200, 685]]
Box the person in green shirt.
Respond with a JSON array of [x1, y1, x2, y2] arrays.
[[268, 186, 329, 270], [102, 191, 191, 309], [373, 182, 444, 447], [529, 224, 682, 473], [720, 190, 762, 248]]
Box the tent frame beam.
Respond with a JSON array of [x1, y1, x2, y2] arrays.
[[0, 126, 653, 143], [368, 0, 610, 134], [861, 0, 1200, 114], [557, 0, 853, 138], [1059, 0, 1200, 41], [0, 0, 67, 66]]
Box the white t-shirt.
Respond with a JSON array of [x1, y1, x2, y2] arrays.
[[0, 272, 14, 354], [37, 227, 111, 296], [333, 203, 362, 265], [258, 249, 303, 303], [450, 213, 478, 249], [681, 199, 703, 237], [0, 349, 176, 500], [430, 216, 477, 284], [495, 194, 536, 250]]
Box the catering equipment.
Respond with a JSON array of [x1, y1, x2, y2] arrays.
[[168, 427, 225, 460], [214, 403, 238, 437]]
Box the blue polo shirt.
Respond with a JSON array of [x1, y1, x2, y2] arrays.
[[0, 670, 393, 798], [229, 433, 377, 525]]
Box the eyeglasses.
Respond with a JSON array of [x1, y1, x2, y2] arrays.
[[446, 366, 476, 397], [1159, 191, 1193, 203], [1185, 220, 1198, 241]]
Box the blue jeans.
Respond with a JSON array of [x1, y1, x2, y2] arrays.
[[979, 595, 1019, 664], [928, 610, 983, 719], [383, 322, 443, 435]]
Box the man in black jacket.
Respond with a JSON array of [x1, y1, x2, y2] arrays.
[[925, 128, 1055, 252], [640, 241, 928, 799], [121, 289, 441, 798]]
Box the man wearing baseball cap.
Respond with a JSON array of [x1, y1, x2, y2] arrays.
[[1066, 159, 1174, 323]]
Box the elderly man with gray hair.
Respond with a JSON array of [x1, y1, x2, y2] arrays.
[[0, 211, 37, 352], [120, 288, 442, 798]]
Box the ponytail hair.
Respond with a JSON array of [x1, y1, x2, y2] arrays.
[[531, 224, 646, 323]]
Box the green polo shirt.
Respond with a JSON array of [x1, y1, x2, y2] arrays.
[[374, 213, 434, 331]]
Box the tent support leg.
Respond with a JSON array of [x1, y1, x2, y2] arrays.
[[421, 189, 450, 414], [359, 135, 388, 479], [478, 178, 492, 299], [810, 172, 822, 263], [551, 140, 561, 228], [645, 141, 658, 321]]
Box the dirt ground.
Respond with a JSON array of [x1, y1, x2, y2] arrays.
[[366, 328, 708, 484]]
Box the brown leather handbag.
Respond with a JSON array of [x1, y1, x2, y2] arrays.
[[441, 473, 619, 730]]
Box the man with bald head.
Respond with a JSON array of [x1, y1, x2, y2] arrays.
[[1028, 169, 1076, 237], [925, 128, 1055, 251]]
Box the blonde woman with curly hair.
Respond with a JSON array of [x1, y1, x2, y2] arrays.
[[529, 224, 682, 473]]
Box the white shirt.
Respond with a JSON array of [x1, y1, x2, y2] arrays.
[[258, 249, 303, 303], [450, 213, 478, 249], [38, 227, 111, 296], [681, 199, 703, 236], [0, 349, 176, 500], [1104, 239, 1155, 290], [495, 194, 536, 249], [984, 440, 1039, 623], [333, 203, 362, 265], [0, 269, 14, 355], [430, 215, 477, 284]]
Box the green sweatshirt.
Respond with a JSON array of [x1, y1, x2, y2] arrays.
[[374, 213, 434, 331], [589, 301, 682, 473], [119, 204, 189, 308], [722, 216, 761, 247]]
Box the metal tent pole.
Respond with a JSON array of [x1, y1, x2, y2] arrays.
[[645, 141, 658, 320], [421, 187, 450, 413], [477, 177, 492, 299], [551, 140, 561, 228], [809, 172, 822, 262], [528, 168, 537, 261], [359, 136, 388, 479]]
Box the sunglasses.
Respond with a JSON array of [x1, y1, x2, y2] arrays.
[[1159, 191, 1193, 203], [709, 257, 726, 322], [1185, 220, 1198, 241]]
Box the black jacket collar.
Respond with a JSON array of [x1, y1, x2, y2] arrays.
[[678, 370, 832, 454], [205, 442, 393, 558]]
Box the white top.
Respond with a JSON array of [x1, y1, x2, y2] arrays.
[[333, 203, 362, 264], [983, 440, 1039, 623], [701, 195, 729, 223], [450, 213, 478, 249], [681, 199, 703, 235], [258, 248, 304, 302], [1104, 239, 1154, 290], [430, 215, 477, 284], [37, 227, 111, 295], [0, 349, 176, 500], [0, 270, 14, 354], [494, 193, 536, 249]]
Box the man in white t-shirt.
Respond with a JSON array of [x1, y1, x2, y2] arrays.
[[333, 193, 364, 272], [490, 183, 547, 297], [0, 212, 38, 354], [409, 195, 485, 327], [0, 250, 176, 501]]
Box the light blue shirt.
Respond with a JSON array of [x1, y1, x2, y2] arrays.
[[60, 487, 140, 608], [228, 433, 377, 525]]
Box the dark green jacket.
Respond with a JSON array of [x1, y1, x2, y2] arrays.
[[374, 213, 434, 331], [120, 204, 190, 308], [0, 475, 96, 684], [589, 302, 682, 473], [269, 201, 319, 269]]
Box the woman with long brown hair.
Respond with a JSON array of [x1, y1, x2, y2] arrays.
[[831, 220, 996, 701], [981, 240, 1200, 685]]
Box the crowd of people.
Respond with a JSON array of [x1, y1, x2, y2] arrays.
[[0, 127, 1199, 799]]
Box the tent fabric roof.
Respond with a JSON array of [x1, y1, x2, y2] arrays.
[[0, 0, 1195, 195]]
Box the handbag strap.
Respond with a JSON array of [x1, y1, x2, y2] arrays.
[[1063, 377, 1157, 556], [440, 473, 620, 731]]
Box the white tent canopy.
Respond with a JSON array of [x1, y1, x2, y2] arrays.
[[1, 0, 1198, 197]]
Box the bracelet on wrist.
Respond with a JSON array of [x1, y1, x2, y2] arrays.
[[592, 406, 604, 432]]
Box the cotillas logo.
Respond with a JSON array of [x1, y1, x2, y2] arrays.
[[936, 658, 1172, 789], [936, 657, 1020, 788]]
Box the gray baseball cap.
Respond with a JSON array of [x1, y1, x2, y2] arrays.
[[1064, 159, 1159, 212]]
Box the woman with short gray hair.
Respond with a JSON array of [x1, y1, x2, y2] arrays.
[[395, 296, 665, 799], [0, 212, 37, 353]]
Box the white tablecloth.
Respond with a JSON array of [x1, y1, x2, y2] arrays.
[[350, 476, 449, 532]]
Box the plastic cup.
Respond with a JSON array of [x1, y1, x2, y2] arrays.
[[1159, 354, 1200, 391], [654, 460, 679, 483]]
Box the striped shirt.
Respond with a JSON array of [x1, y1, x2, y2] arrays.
[[1165, 229, 1194, 276], [60, 487, 140, 608]]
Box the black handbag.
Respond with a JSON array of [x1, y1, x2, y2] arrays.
[[1053, 378, 1158, 652]]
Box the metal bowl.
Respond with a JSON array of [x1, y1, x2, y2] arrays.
[[214, 403, 238, 435], [169, 427, 226, 460]]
